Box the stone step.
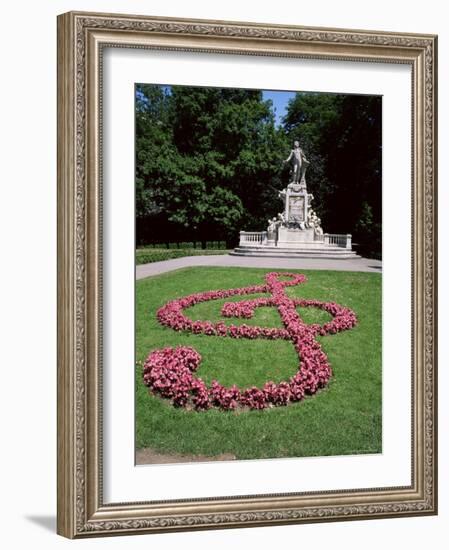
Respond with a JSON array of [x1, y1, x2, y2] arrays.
[[233, 245, 357, 251], [231, 246, 359, 260], [233, 245, 357, 253]]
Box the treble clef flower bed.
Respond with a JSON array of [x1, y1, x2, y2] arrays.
[[143, 272, 357, 411]]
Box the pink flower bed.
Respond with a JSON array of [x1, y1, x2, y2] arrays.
[[143, 272, 357, 411]]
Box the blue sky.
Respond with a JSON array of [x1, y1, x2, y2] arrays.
[[262, 90, 296, 126]]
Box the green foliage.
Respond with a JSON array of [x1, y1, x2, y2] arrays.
[[136, 84, 288, 246], [135, 267, 382, 459], [136, 248, 228, 265], [354, 202, 382, 259], [139, 241, 227, 250]]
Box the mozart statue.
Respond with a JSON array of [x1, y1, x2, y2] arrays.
[[283, 140, 310, 186]]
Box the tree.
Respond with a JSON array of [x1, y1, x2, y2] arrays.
[[135, 85, 287, 246]]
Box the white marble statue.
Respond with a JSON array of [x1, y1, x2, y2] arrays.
[[283, 140, 310, 186], [307, 208, 323, 236]]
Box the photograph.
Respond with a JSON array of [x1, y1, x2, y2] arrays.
[[134, 83, 383, 465]]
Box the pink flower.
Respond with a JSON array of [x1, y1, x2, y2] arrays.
[[143, 272, 357, 411]]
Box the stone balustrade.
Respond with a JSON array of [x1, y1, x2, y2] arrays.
[[239, 231, 352, 249], [239, 231, 267, 246], [324, 233, 352, 249]]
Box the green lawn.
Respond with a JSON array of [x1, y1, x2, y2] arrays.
[[136, 266, 381, 460]]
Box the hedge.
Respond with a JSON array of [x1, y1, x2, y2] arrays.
[[136, 248, 228, 265]]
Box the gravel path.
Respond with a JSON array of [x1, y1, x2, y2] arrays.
[[136, 448, 236, 465], [136, 254, 382, 280]]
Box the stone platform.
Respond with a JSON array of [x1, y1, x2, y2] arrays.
[[234, 230, 358, 260], [230, 244, 359, 260]]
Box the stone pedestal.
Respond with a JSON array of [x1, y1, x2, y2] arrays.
[[280, 184, 313, 226], [277, 227, 315, 247]]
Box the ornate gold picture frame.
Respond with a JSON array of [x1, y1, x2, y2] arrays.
[[57, 11, 437, 538]]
